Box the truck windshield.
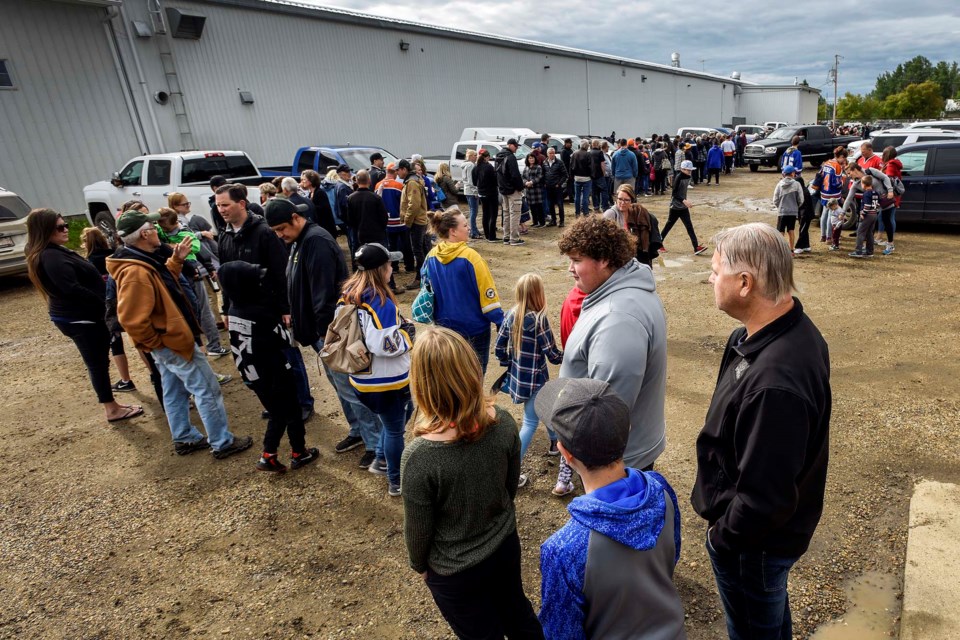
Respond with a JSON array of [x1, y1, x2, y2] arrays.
[[766, 128, 798, 141], [0, 194, 31, 220], [181, 156, 259, 184], [338, 148, 400, 172]]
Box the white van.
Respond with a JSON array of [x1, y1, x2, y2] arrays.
[[459, 127, 537, 143], [905, 120, 960, 132], [845, 128, 960, 160], [0, 187, 31, 277]]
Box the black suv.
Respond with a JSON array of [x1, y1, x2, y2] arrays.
[[895, 140, 960, 224]]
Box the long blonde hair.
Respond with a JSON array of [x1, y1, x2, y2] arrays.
[[411, 327, 496, 442], [509, 273, 547, 356], [340, 262, 394, 307], [435, 162, 452, 181]]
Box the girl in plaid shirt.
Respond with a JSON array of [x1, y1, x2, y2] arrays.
[[495, 273, 563, 488]]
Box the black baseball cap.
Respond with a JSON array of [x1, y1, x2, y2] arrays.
[[535, 378, 630, 467], [370, 152, 383, 162], [355, 243, 403, 271], [507, 138, 519, 146], [263, 197, 307, 226], [336, 163, 352, 174]]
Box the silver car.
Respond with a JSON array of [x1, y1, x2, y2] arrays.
[[0, 188, 31, 277]]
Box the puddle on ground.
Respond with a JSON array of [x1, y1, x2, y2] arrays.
[[810, 570, 900, 640]]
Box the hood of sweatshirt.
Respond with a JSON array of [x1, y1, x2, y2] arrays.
[[581, 259, 656, 312], [432, 240, 469, 264], [567, 468, 667, 550], [218, 260, 266, 306]]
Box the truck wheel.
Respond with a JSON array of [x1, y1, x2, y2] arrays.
[[749, 164, 759, 173], [842, 210, 859, 231], [809, 159, 823, 168], [94, 211, 119, 248]]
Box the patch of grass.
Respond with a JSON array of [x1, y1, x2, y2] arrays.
[[64, 215, 90, 251]]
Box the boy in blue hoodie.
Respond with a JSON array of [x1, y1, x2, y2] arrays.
[[536, 378, 686, 639]]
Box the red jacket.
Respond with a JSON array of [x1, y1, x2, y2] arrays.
[[883, 158, 903, 208], [559, 286, 587, 348]]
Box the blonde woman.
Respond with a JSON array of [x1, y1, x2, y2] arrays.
[[461, 149, 481, 239], [400, 327, 543, 639], [423, 207, 503, 373], [434, 162, 460, 214], [258, 182, 278, 205], [494, 273, 563, 486], [335, 243, 411, 497]]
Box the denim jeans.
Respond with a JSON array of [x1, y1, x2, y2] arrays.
[[283, 346, 314, 410], [706, 531, 799, 640], [466, 195, 480, 237], [518, 387, 556, 460], [191, 278, 222, 351], [457, 328, 491, 374], [313, 339, 380, 451], [573, 179, 592, 216], [591, 177, 611, 210], [151, 344, 234, 451], [360, 388, 411, 486]]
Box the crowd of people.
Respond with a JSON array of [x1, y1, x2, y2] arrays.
[[24, 132, 834, 638]]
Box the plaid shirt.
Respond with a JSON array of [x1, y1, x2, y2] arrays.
[[495, 310, 563, 403]]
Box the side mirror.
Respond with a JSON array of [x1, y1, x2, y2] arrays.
[[110, 172, 123, 188]]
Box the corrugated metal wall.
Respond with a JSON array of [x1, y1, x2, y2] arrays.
[[738, 87, 819, 126], [144, 0, 743, 165], [0, 0, 143, 214]]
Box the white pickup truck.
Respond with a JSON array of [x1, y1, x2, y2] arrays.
[[83, 150, 265, 236], [421, 140, 533, 190]]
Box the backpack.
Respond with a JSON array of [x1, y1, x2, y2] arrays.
[[319, 304, 371, 374]]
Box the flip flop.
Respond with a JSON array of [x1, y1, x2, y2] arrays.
[[108, 405, 144, 423]]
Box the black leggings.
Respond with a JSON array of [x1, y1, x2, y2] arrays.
[[246, 348, 306, 454], [654, 169, 669, 194], [54, 320, 114, 404], [662, 207, 700, 250], [480, 195, 499, 240]]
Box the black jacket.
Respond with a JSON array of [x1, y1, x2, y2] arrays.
[[38, 244, 106, 322], [473, 161, 499, 198], [217, 213, 290, 316], [287, 222, 348, 347], [209, 195, 262, 234], [589, 148, 605, 180], [346, 188, 388, 246], [691, 299, 830, 558], [561, 146, 574, 169], [288, 192, 316, 225], [309, 187, 338, 238], [369, 165, 386, 189], [494, 149, 524, 195], [542, 158, 568, 188], [570, 149, 593, 178]]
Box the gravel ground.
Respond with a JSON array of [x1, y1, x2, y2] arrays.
[[2, 167, 959, 639]]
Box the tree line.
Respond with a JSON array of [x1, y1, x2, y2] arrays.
[[817, 56, 959, 122]]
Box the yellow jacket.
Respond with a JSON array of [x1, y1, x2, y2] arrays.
[[401, 175, 428, 226]]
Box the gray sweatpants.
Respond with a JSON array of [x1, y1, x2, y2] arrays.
[[192, 278, 222, 350], [855, 212, 878, 255]]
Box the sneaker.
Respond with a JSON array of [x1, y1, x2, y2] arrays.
[[261, 410, 270, 419], [821, 236, 828, 243], [801, 247, 812, 253], [848, 251, 864, 258], [206, 346, 230, 358], [335, 434, 364, 453], [174, 437, 209, 456], [290, 447, 320, 470], [882, 245, 895, 255], [212, 435, 253, 459], [368, 458, 388, 475], [517, 474, 528, 489], [694, 245, 708, 255], [503, 238, 511, 244], [547, 440, 560, 456], [358, 450, 376, 469], [552, 481, 575, 497], [391, 285, 407, 295], [487, 237, 499, 243], [658, 247, 668, 254], [510, 240, 526, 246], [793, 248, 804, 255], [256, 452, 287, 473], [216, 373, 233, 385], [829, 245, 840, 251], [388, 483, 402, 497], [111, 379, 136, 393]]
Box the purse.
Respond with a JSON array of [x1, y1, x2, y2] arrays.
[[411, 265, 435, 324]]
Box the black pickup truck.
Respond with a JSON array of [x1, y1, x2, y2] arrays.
[[743, 125, 861, 172]]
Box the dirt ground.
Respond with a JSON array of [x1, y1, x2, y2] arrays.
[[2, 168, 960, 640]]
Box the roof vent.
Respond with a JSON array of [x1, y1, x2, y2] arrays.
[[670, 52, 680, 68], [165, 8, 206, 40], [730, 71, 741, 80]]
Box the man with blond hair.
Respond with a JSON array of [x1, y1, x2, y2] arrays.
[[692, 223, 831, 640]]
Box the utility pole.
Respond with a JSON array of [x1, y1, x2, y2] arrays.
[[698, 58, 709, 72], [830, 54, 842, 129]]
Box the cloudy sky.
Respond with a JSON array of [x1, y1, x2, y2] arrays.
[[292, 0, 960, 97]]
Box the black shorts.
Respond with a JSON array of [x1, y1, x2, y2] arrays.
[[109, 332, 125, 357], [777, 215, 797, 232]]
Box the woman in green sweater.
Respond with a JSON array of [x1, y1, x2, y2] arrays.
[[401, 327, 544, 640]]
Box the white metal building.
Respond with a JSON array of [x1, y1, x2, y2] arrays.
[[0, 0, 819, 214]]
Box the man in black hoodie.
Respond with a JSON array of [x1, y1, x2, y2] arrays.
[[215, 183, 314, 423], [692, 223, 830, 640], [495, 139, 526, 246], [265, 199, 382, 468]]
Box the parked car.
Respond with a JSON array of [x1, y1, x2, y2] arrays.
[[735, 124, 765, 142], [83, 151, 265, 237], [845, 129, 960, 161], [0, 188, 30, 277], [460, 127, 537, 143], [764, 121, 789, 132], [677, 127, 720, 139], [744, 125, 860, 171], [422, 140, 533, 192], [519, 133, 583, 154], [889, 140, 960, 224], [905, 120, 960, 132], [260, 145, 400, 178]]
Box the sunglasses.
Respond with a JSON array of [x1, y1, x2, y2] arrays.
[[56, 224, 69, 232]]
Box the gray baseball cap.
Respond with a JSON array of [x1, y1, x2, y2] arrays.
[[535, 378, 630, 467]]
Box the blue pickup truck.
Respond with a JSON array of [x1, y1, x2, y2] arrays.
[[260, 145, 401, 177]]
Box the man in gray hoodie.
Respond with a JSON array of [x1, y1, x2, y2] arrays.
[[557, 216, 668, 471]]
